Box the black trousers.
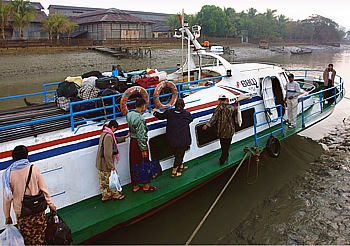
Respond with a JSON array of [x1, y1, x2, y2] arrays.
[[323, 81, 334, 103], [219, 137, 232, 165], [173, 146, 188, 168]]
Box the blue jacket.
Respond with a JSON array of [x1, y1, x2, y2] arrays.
[[154, 108, 193, 148]]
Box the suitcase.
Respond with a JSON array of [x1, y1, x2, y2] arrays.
[[95, 77, 118, 89], [136, 76, 159, 88]]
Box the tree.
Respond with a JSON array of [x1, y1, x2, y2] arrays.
[[196, 5, 235, 37], [0, 0, 13, 40], [301, 14, 342, 43], [65, 21, 78, 44], [11, 0, 36, 39], [41, 15, 55, 41], [166, 14, 181, 30]]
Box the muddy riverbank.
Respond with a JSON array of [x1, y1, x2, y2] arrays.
[[218, 119, 350, 245]]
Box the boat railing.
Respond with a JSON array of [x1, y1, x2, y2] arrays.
[[253, 105, 284, 147], [68, 76, 220, 132], [0, 75, 222, 134], [287, 69, 345, 127]]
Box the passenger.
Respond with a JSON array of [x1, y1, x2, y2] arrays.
[[112, 64, 125, 77], [126, 98, 156, 193], [96, 120, 129, 202], [285, 73, 301, 128], [153, 98, 193, 178], [2, 145, 57, 245], [323, 64, 336, 104], [202, 94, 237, 166]]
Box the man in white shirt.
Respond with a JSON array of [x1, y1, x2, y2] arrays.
[[322, 64, 336, 104], [285, 73, 301, 128]]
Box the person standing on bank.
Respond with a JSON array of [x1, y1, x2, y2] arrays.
[[285, 73, 301, 128], [202, 94, 237, 166], [2, 145, 56, 245], [96, 120, 129, 202], [323, 63, 336, 104], [153, 98, 193, 178], [126, 98, 156, 193]]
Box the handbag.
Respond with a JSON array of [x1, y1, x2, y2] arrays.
[[100, 133, 119, 157], [134, 158, 162, 184], [20, 165, 48, 218], [45, 212, 73, 245]]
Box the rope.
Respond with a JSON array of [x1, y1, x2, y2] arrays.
[[99, 96, 108, 123], [246, 147, 263, 185], [185, 148, 251, 245]]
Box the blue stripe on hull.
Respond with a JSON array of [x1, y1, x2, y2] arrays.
[[0, 96, 262, 169]]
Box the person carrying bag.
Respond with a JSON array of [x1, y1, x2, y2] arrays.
[[2, 145, 56, 245]]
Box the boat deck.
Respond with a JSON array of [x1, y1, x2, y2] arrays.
[[0, 103, 85, 143], [59, 101, 336, 244]]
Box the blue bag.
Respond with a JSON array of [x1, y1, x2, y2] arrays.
[[134, 158, 162, 184]]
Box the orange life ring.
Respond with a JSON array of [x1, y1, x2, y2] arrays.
[[120, 86, 149, 115], [153, 81, 178, 109]]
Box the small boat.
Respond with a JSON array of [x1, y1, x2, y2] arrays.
[[290, 48, 313, 54], [0, 21, 344, 244], [258, 40, 269, 49]]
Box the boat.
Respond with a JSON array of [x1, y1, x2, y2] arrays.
[[290, 48, 313, 54], [258, 40, 269, 49], [0, 22, 345, 244]]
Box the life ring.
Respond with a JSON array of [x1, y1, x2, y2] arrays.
[[120, 86, 149, 115], [266, 135, 281, 158], [153, 81, 178, 109]]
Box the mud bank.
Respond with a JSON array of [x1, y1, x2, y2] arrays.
[[218, 119, 350, 244]]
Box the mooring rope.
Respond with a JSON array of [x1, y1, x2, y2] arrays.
[[185, 147, 253, 245], [246, 147, 264, 185]]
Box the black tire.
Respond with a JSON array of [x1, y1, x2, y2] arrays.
[[266, 135, 281, 158]]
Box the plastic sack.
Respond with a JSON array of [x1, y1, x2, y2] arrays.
[[0, 225, 25, 246], [109, 170, 122, 192]]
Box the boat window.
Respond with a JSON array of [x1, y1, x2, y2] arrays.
[[196, 107, 256, 147], [149, 133, 190, 161], [149, 134, 173, 161]]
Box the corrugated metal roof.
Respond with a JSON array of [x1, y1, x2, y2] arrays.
[[71, 8, 154, 24]]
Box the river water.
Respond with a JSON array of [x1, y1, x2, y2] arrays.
[[1, 46, 350, 244]]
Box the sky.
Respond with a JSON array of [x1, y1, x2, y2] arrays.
[[38, 0, 350, 31]]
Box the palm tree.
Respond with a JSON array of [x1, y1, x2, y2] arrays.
[[41, 14, 55, 41], [50, 13, 67, 40], [65, 21, 78, 45], [11, 0, 36, 39], [0, 0, 13, 40]]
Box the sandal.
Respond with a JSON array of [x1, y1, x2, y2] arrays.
[[101, 197, 113, 203], [178, 165, 188, 173], [113, 194, 125, 201], [143, 186, 156, 193], [132, 186, 142, 193], [171, 171, 182, 178]]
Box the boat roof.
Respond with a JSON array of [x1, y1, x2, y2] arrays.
[[231, 62, 281, 72]]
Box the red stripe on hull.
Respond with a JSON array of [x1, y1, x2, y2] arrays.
[[0, 101, 218, 159]]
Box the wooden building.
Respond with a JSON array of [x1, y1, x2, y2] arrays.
[[48, 5, 171, 40], [2, 1, 47, 39]]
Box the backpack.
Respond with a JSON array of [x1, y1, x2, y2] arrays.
[[57, 81, 78, 98], [45, 212, 73, 245]]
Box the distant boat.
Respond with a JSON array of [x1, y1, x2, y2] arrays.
[[258, 40, 269, 49], [290, 48, 312, 54]]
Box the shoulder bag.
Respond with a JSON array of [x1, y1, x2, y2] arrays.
[[20, 165, 48, 218], [100, 133, 119, 157]]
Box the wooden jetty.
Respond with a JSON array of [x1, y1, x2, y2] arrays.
[[87, 46, 151, 58]]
